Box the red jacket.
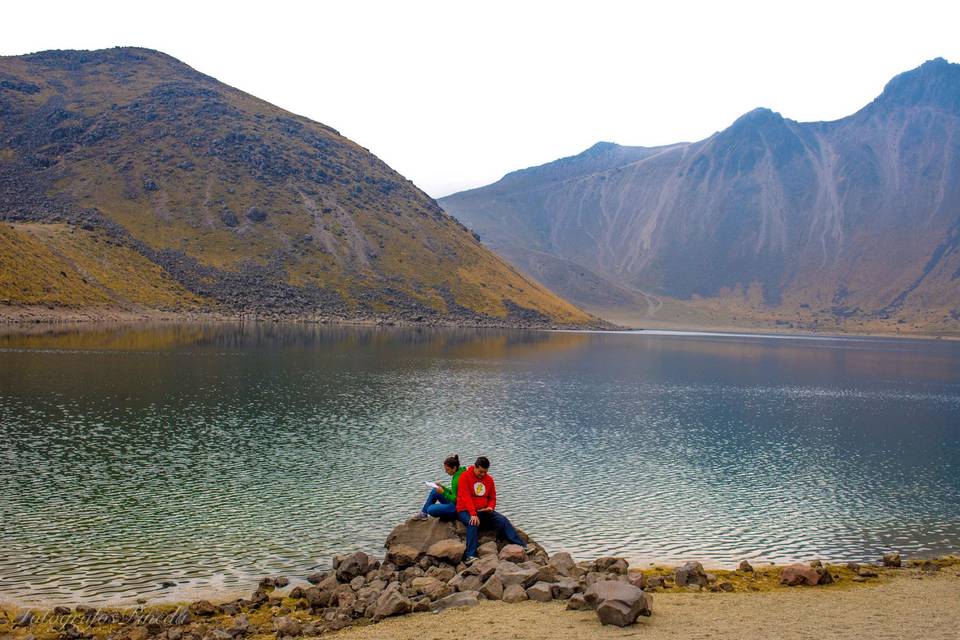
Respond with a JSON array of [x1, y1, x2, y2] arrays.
[[456, 466, 496, 516]]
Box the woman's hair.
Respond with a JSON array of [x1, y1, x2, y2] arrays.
[[443, 454, 460, 469]]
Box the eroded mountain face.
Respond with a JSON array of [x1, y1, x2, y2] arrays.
[[0, 47, 596, 326], [442, 58, 960, 332]]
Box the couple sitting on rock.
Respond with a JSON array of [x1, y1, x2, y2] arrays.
[[415, 454, 527, 562]]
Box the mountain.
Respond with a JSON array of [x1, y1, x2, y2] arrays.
[[440, 58, 960, 335], [0, 47, 598, 327]]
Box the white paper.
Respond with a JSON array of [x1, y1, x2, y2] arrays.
[[424, 481, 442, 490]]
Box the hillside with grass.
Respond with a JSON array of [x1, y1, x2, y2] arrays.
[[0, 47, 597, 327]]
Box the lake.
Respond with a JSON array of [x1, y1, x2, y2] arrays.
[[1, 323, 958, 606]]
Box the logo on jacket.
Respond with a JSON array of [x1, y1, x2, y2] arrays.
[[473, 482, 486, 496]]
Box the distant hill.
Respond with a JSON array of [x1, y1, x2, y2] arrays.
[[440, 59, 960, 335], [0, 47, 598, 327]]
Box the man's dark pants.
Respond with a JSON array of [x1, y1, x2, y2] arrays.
[[456, 510, 526, 558]]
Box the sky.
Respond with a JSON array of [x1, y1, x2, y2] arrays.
[[4, 1, 960, 197]]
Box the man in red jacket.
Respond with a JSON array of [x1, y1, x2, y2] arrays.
[[456, 455, 527, 561]]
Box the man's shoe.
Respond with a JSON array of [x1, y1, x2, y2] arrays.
[[412, 511, 428, 521], [463, 555, 479, 565]]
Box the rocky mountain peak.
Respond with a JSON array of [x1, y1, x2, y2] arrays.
[[872, 57, 960, 112]]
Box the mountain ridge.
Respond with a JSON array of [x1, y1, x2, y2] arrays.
[[0, 47, 601, 327], [440, 58, 960, 335]]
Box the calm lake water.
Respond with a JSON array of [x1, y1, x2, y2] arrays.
[[1, 324, 958, 605]]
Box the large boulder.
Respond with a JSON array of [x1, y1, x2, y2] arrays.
[[499, 544, 527, 563], [502, 583, 528, 603], [584, 581, 653, 627], [480, 574, 504, 600], [526, 581, 554, 602], [780, 564, 821, 586], [384, 518, 545, 567]]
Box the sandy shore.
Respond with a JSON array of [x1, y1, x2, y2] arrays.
[[334, 565, 960, 640]]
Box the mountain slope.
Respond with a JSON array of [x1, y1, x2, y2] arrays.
[[0, 47, 597, 326], [441, 58, 960, 334]]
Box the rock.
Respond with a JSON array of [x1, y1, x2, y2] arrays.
[[305, 572, 325, 585], [645, 575, 663, 589], [480, 575, 504, 600], [502, 584, 528, 603], [288, 586, 305, 600], [427, 539, 466, 564], [271, 617, 300, 638], [882, 552, 902, 567], [495, 562, 540, 588], [623, 571, 643, 589], [738, 560, 754, 572], [384, 518, 463, 562], [258, 577, 276, 589], [53, 606, 72, 616], [426, 565, 456, 581], [593, 557, 629, 575], [448, 572, 483, 592], [430, 591, 480, 613], [846, 562, 861, 572], [858, 567, 879, 578], [920, 561, 941, 572], [274, 576, 289, 588], [14, 612, 34, 627], [467, 554, 500, 581], [245, 207, 267, 223], [535, 565, 559, 583], [566, 593, 588, 610], [337, 551, 378, 582], [585, 581, 653, 626], [780, 564, 820, 586], [526, 581, 554, 602], [548, 552, 575, 576], [412, 597, 431, 613], [815, 566, 833, 585], [551, 578, 578, 600], [371, 585, 412, 621], [349, 576, 365, 591], [498, 544, 527, 563], [674, 561, 708, 587], [386, 545, 420, 568], [189, 601, 219, 617], [411, 577, 451, 599], [809, 560, 823, 568], [226, 615, 249, 637], [303, 586, 330, 608], [477, 541, 499, 557]]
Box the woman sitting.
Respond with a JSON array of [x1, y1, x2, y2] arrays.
[[415, 454, 466, 519]]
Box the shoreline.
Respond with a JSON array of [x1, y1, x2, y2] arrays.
[[1, 554, 955, 614], [1, 306, 958, 342]]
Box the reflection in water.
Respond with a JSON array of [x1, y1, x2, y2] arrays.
[[0, 324, 958, 606]]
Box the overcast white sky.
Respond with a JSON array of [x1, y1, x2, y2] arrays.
[[4, 1, 960, 197]]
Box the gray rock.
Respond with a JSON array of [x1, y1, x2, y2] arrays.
[[674, 561, 708, 587], [430, 591, 480, 613], [738, 560, 754, 572], [585, 580, 653, 626], [548, 552, 575, 576], [498, 544, 527, 563], [337, 551, 378, 582], [349, 576, 365, 591], [566, 593, 588, 610], [386, 545, 420, 568], [593, 557, 629, 575], [274, 576, 289, 588], [272, 617, 301, 637], [427, 539, 466, 563], [371, 585, 412, 621], [502, 584, 528, 603], [14, 611, 34, 627], [480, 574, 504, 600], [495, 562, 539, 588], [449, 572, 483, 592], [477, 541, 499, 557], [526, 581, 554, 602], [882, 552, 902, 567], [467, 554, 500, 581], [535, 564, 559, 583], [551, 578, 579, 600]]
